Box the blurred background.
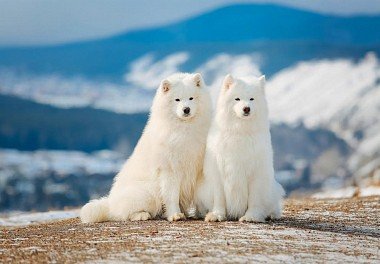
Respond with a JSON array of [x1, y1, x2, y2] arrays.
[[0, 0, 379, 213]]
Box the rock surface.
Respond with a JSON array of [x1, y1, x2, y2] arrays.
[[1, 196, 379, 263]]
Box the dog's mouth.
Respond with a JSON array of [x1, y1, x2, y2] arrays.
[[179, 113, 195, 121], [243, 113, 250, 117]]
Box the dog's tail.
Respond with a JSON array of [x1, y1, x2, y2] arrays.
[[80, 197, 110, 223]]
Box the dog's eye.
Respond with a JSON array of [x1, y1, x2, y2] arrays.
[[250, 98, 254, 101], [189, 97, 193, 100], [235, 98, 240, 101], [175, 99, 180, 102]]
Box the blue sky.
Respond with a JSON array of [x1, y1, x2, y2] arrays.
[[1, 0, 380, 46]]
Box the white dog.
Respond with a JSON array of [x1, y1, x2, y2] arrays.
[[80, 73, 211, 222], [196, 74, 284, 222]]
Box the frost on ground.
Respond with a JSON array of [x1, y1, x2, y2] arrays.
[[0, 196, 379, 263]]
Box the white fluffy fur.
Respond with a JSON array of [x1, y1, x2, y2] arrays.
[[80, 73, 211, 223], [195, 74, 285, 222]]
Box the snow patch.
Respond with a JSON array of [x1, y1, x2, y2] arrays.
[[0, 210, 78, 226], [359, 186, 380, 197], [312, 186, 380, 199]]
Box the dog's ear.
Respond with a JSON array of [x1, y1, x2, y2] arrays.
[[161, 79, 171, 93], [223, 74, 234, 90], [193, 73, 204, 88], [258, 75, 266, 93]]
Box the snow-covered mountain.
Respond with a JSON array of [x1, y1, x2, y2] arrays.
[[267, 53, 380, 183], [268, 53, 380, 144]]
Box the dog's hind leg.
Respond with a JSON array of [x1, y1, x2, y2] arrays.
[[108, 183, 161, 221]]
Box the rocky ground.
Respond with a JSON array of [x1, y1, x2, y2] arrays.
[[1, 196, 379, 263]]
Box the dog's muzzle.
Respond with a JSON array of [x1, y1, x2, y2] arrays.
[[243, 107, 250, 116]]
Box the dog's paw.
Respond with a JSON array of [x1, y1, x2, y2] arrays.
[[167, 212, 186, 222], [269, 211, 282, 220], [129, 211, 151, 221], [239, 213, 265, 223], [205, 212, 226, 222]]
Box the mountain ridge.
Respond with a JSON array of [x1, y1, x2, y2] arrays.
[[107, 3, 380, 45], [2, 3, 380, 49]]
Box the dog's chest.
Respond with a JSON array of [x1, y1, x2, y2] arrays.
[[216, 134, 256, 174], [223, 171, 249, 219], [171, 124, 204, 147], [160, 128, 205, 169], [215, 134, 256, 218]]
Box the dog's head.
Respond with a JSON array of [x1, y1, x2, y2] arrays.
[[217, 74, 267, 120], [155, 73, 208, 121]]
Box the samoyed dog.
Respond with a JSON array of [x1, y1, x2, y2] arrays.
[[195, 74, 284, 222], [80, 73, 211, 222]]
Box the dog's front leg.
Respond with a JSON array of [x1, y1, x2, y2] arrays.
[[205, 180, 227, 222], [160, 171, 186, 222], [240, 155, 273, 223], [204, 158, 226, 222], [239, 178, 267, 223]]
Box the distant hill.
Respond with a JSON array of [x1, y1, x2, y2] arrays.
[[0, 4, 379, 78], [0, 95, 147, 152]]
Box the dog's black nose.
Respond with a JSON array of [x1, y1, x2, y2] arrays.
[[243, 107, 250, 114], [183, 107, 190, 115]]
